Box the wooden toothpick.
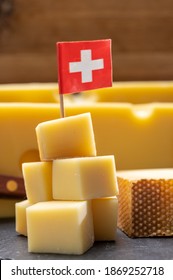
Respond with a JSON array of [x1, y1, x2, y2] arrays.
[[59, 93, 65, 118]]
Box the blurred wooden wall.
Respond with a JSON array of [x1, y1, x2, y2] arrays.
[[0, 0, 173, 83]]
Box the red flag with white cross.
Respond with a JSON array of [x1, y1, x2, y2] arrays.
[[57, 39, 112, 94]]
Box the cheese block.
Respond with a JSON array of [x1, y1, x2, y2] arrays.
[[117, 169, 173, 237], [53, 155, 118, 200], [36, 112, 96, 160], [0, 83, 59, 103], [0, 103, 59, 178], [0, 198, 21, 218], [2, 102, 173, 179], [92, 196, 118, 241], [89, 81, 173, 103], [22, 162, 52, 203], [15, 200, 33, 236], [26, 201, 94, 255]]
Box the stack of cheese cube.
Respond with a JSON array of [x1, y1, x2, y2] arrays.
[[16, 112, 119, 255]]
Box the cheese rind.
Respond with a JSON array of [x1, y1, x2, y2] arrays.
[[36, 112, 96, 160], [117, 169, 173, 237], [53, 155, 118, 200], [22, 162, 52, 203], [15, 200, 33, 236], [92, 196, 118, 240], [27, 201, 94, 255]]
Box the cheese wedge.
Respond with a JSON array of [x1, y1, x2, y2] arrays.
[[36, 112, 96, 160], [53, 155, 118, 200], [27, 201, 94, 254], [22, 162, 52, 203], [92, 196, 118, 240], [15, 200, 33, 236], [117, 169, 173, 237]]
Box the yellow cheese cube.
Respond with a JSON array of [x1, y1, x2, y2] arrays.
[[92, 196, 118, 241], [22, 162, 52, 203], [15, 200, 33, 236], [53, 155, 118, 200], [27, 201, 94, 255], [0, 198, 21, 218], [36, 112, 96, 161]]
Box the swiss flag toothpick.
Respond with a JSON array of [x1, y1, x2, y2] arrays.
[[57, 39, 112, 94]]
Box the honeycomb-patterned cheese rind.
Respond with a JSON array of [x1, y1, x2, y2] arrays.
[[117, 169, 173, 237]]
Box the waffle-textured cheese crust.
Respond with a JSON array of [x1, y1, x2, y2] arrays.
[[117, 169, 173, 237]]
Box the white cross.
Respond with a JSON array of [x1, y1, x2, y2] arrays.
[[69, 49, 104, 83]]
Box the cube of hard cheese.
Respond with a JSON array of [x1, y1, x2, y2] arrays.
[[22, 162, 52, 203], [15, 200, 33, 236], [53, 155, 118, 200], [36, 113, 96, 160], [27, 201, 94, 254], [117, 169, 173, 237], [92, 196, 118, 241]]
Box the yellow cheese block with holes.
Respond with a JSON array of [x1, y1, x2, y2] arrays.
[[15, 200, 33, 236], [53, 155, 118, 200], [92, 196, 118, 241], [2, 90, 173, 178], [27, 201, 94, 254], [36, 112, 97, 160], [22, 162, 52, 203], [0, 198, 21, 218], [0, 103, 59, 177]]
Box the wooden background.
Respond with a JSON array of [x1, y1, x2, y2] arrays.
[[0, 0, 173, 83]]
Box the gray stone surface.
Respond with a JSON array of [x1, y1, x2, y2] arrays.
[[0, 219, 173, 260]]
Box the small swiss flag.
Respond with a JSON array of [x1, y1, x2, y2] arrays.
[[57, 39, 112, 94]]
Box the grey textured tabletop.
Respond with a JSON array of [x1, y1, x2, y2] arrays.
[[0, 219, 173, 260]]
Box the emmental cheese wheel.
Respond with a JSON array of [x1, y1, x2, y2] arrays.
[[26, 201, 94, 255], [117, 169, 173, 237], [52, 156, 118, 200], [36, 112, 96, 160]]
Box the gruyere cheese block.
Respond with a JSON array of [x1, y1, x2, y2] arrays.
[[92, 196, 118, 241], [36, 112, 96, 160], [117, 169, 173, 237], [53, 155, 118, 200], [27, 201, 94, 255], [15, 200, 33, 236], [0, 198, 21, 218], [22, 162, 52, 203]]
